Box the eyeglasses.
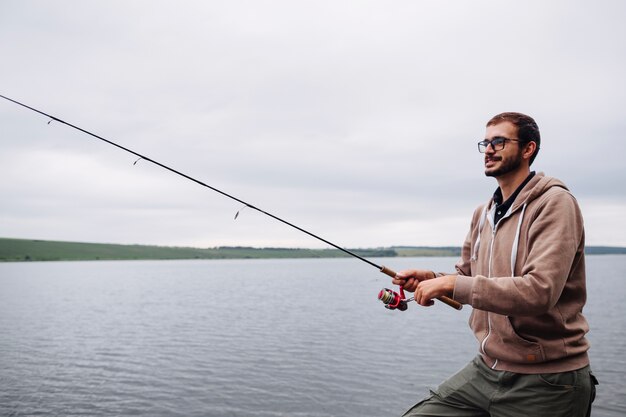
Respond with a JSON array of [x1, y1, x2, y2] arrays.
[[477, 136, 520, 153]]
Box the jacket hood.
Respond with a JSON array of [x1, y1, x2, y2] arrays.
[[509, 172, 569, 212], [472, 172, 572, 268]]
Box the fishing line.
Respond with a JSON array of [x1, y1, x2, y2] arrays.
[[1, 93, 462, 311], [234, 204, 248, 220]]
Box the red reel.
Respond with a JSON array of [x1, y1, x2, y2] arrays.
[[378, 287, 408, 311]]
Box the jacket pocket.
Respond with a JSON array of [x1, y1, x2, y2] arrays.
[[468, 309, 488, 345], [488, 314, 545, 364]]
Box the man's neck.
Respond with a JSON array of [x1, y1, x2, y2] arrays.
[[497, 168, 532, 201]]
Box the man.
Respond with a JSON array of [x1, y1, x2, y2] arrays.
[[393, 112, 597, 417]]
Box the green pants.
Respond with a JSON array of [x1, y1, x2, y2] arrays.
[[403, 356, 597, 417]]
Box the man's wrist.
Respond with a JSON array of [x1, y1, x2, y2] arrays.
[[444, 275, 457, 294]]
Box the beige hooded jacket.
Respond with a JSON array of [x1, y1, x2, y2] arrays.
[[453, 172, 590, 373]]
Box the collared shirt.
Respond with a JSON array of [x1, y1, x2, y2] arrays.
[[493, 171, 536, 224]]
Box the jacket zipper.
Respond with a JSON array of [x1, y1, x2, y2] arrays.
[[479, 201, 526, 370], [481, 222, 499, 369]]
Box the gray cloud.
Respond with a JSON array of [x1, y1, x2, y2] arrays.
[[2, 0, 625, 248]]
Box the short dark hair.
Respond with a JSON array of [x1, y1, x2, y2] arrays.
[[487, 112, 541, 165]]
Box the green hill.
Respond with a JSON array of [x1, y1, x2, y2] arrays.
[[1, 237, 623, 262], [0, 237, 399, 262]]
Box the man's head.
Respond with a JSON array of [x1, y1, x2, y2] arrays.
[[480, 112, 540, 178], [486, 112, 540, 165]]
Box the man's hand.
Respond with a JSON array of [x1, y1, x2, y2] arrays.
[[414, 275, 457, 307], [392, 269, 438, 293]]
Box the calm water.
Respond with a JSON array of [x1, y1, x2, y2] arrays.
[[0, 256, 624, 416]]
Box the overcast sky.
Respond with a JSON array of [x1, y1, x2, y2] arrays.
[[1, 0, 625, 249]]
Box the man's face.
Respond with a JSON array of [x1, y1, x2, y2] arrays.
[[483, 121, 524, 178]]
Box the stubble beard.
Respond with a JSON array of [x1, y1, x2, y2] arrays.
[[484, 150, 523, 178]]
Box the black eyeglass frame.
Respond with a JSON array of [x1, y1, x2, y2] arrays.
[[477, 136, 521, 153]]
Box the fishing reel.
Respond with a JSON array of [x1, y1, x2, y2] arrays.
[[378, 287, 409, 311]]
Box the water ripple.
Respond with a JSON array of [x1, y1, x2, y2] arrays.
[[1, 257, 623, 416]]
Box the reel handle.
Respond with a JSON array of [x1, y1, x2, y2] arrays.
[[380, 265, 463, 310]]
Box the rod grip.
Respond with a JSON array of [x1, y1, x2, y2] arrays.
[[380, 265, 463, 310]]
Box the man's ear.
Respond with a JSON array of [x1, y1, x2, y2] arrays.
[[523, 141, 537, 161]]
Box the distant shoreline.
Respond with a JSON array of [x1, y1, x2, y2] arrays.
[[1, 237, 625, 262]]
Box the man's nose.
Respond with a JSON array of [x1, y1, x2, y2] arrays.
[[485, 142, 497, 154]]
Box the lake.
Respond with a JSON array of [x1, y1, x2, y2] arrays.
[[1, 256, 624, 416]]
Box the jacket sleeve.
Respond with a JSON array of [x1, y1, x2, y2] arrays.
[[454, 189, 584, 316]]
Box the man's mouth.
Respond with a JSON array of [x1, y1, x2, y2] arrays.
[[485, 157, 501, 167]]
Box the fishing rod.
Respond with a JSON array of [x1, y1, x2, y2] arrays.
[[0, 93, 462, 311]]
